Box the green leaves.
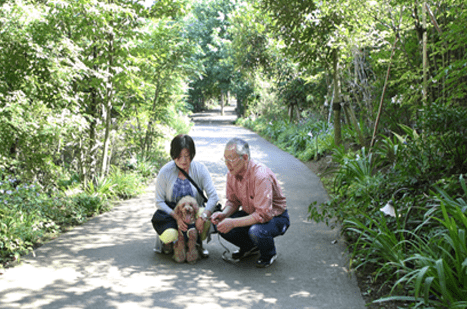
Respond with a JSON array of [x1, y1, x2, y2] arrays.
[[345, 174, 467, 308]]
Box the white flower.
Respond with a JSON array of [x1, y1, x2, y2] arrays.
[[380, 201, 396, 217]]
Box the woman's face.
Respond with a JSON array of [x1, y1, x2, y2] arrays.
[[174, 148, 191, 172]]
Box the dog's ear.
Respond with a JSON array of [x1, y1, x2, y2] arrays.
[[190, 199, 199, 216], [174, 202, 183, 217]]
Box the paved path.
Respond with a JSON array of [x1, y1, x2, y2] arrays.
[[0, 106, 366, 309]]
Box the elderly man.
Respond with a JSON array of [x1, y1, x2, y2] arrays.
[[211, 138, 290, 268]]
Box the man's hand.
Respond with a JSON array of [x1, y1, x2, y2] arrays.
[[216, 218, 235, 234], [211, 212, 226, 225]]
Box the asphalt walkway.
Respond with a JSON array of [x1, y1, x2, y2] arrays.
[[0, 105, 366, 309]]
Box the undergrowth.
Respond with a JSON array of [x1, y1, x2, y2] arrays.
[[0, 154, 165, 267]]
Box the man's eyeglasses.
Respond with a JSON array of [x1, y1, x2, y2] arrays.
[[222, 156, 241, 164]]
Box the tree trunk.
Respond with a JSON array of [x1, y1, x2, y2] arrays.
[[220, 91, 225, 116], [235, 93, 243, 117], [101, 101, 112, 175], [88, 89, 98, 181], [343, 100, 366, 147], [78, 137, 87, 186], [332, 49, 342, 146], [422, 1, 428, 105], [144, 80, 161, 156], [101, 28, 114, 175]]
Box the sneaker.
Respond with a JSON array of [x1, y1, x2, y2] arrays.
[[201, 248, 209, 258], [162, 243, 173, 255], [196, 243, 209, 258], [256, 254, 278, 268], [232, 246, 260, 260]]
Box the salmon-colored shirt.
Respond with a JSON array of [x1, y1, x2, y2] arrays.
[[225, 160, 287, 223]]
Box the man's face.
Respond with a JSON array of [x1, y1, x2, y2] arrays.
[[223, 145, 248, 177]]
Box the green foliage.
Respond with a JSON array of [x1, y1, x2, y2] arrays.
[[308, 145, 388, 225], [418, 104, 467, 175], [307, 108, 467, 307], [0, 0, 193, 190], [345, 212, 407, 284], [277, 77, 314, 110], [148, 0, 189, 19], [166, 103, 194, 135], [332, 146, 381, 194], [0, 173, 88, 262], [72, 193, 108, 218], [0, 155, 160, 265], [375, 176, 467, 308], [185, 0, 238, 110], [108, 166, 145, 199], [237, 114, 335, 162], [385, 105, 467, 195], [133, 156, 158, 179], [431, 3, 467, 106], [85, 176, 116, 200]]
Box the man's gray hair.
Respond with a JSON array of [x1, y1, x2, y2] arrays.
[[226, 138, 250, 159]]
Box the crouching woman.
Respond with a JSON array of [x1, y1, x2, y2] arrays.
[[151, 134, 219, 259]]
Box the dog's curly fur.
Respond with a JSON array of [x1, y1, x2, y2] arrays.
[[172, 195, 200, 264]]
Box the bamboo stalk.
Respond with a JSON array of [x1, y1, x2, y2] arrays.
[[370, 36, 399, 148]]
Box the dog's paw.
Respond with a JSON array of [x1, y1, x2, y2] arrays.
[[173, 241, 186, 263], [186, 228, 199, 263], [186, 248, 199, 264]]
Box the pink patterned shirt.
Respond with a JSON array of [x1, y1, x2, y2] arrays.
[[225, 160, 287, 223]]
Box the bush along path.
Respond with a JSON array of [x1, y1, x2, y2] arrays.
[[0, 163, 156, 270]]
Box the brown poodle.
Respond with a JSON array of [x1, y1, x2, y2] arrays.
[[172, 195, 200, 264]]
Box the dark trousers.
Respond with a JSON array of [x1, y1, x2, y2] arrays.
[[218, 210, 290, 258]]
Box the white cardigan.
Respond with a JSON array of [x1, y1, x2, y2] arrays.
[[155, 160, 219, 215]]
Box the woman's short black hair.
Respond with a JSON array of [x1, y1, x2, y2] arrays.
[[170, 134, 196, 160]]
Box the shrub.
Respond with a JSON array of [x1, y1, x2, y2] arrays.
[[108, 166, 145, 199], [0, 175, 87, 262], [238, 114, 335, 162], [72, 193, 108, 217], [376, 175, 467, 308]]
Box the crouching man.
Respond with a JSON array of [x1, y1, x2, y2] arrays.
[[211, 138, 290, 268]]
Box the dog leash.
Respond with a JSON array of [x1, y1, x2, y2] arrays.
[[207, 215, 238, 264], [218, 234, 239, 264]]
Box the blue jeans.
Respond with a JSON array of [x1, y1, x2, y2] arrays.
[[218, 210, 290, 258]]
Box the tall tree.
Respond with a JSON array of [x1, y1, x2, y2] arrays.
[[0, 0, 87, 184]]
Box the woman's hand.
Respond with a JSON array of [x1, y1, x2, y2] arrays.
[[195, 217, 205, 234], [173, 213, 187, 232]]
